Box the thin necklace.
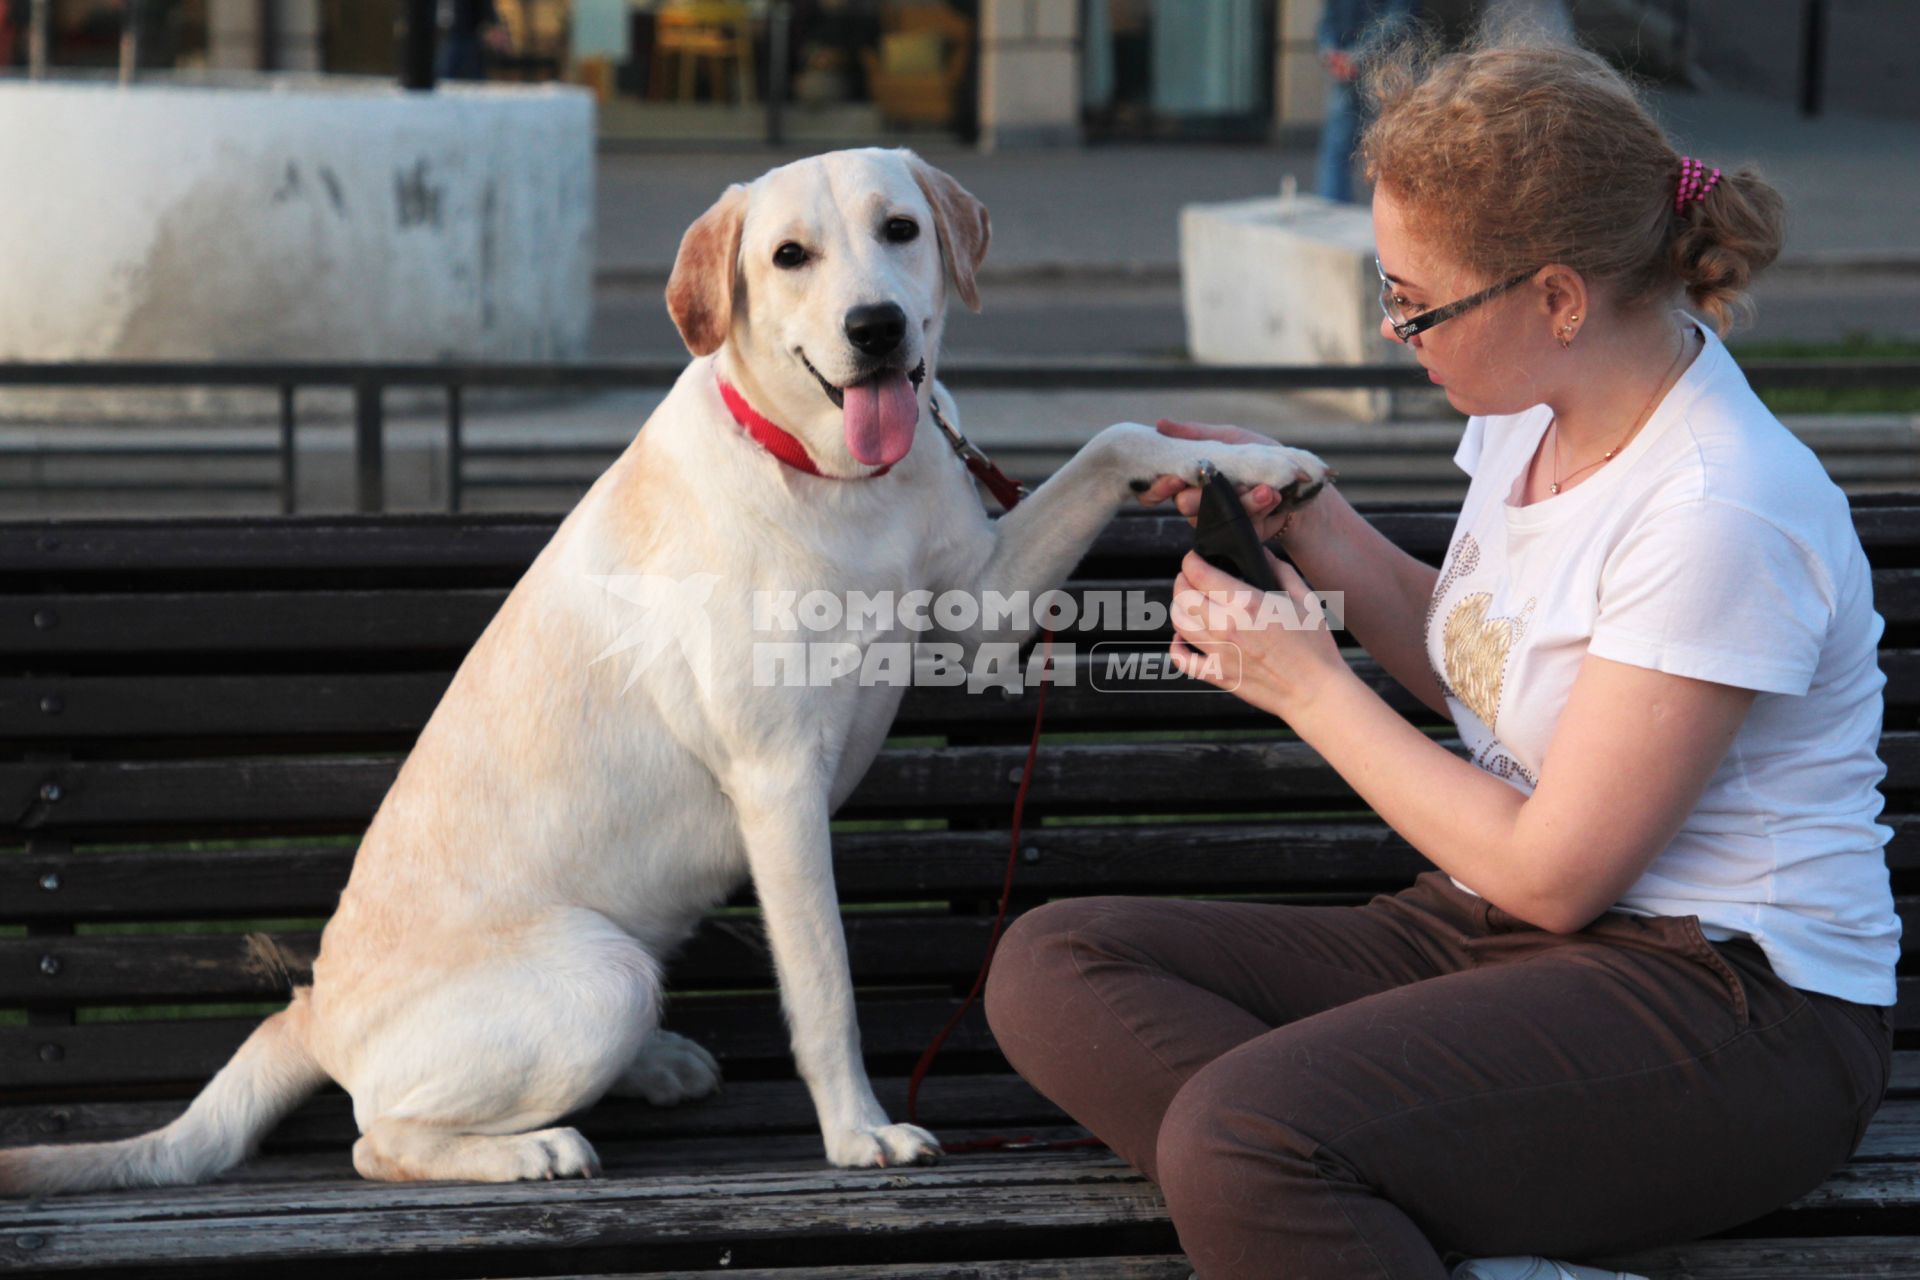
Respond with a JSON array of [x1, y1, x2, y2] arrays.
[[1548, 327, 1693, 495]]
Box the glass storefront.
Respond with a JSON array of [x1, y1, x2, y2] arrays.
[[572, 0, 979, 145], [1082, 0, 1274, 141], [2, 1, 977, 146]]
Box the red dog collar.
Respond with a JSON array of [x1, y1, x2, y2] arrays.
[[715, 370, 893, 480]]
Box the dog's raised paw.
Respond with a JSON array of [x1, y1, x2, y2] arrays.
[[827, 1122, 943, 1169], [609, 1029, 723, 1107]]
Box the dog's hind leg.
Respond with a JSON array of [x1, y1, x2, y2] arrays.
[[353, 1118, 603, 1182], [605, 1029, 723, 1106], [339, 907, 661, 1184]]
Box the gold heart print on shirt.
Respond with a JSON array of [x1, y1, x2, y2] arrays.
[[1443, 593, 1536, 728], [1430, 534, 1537, 730]]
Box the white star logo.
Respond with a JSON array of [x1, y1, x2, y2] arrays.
[[585, 572, 723, 692]]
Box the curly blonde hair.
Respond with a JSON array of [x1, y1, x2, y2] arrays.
[[1359, 30, 1785, 335]]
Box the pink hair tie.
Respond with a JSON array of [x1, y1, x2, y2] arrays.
[[1674, 156, 1721, 213]]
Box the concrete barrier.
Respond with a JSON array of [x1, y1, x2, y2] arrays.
[[1180, 191, 1433, 421], [0, 73, 595, 418]]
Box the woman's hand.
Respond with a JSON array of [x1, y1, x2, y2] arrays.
[[1169, 546, 1352, 722], [1134, 419, 1294, 542]]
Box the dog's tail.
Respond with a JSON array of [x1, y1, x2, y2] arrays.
[[0, 986, 328, 1197]]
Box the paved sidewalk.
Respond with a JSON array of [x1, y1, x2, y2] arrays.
[[596, 87, 1920, 282]]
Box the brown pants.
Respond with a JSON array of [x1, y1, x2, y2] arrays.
[[983, 870, 1894, 1279]]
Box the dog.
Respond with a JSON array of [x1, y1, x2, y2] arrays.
[[0, 147, 1328, 1193]]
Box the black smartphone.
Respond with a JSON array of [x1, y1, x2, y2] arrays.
[[1191, 460, 1281, 591]]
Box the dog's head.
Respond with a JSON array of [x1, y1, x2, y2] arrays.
[[666, 148, 990, 475]]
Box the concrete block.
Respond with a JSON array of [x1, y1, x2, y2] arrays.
[[1180, 193, 1427, 421], [0, 75, 596, 418]]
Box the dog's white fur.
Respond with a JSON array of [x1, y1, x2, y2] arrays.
[[0, 148, 1327, 1193]]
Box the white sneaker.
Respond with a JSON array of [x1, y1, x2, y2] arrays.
[[1450, 1259, 1649, 1280]]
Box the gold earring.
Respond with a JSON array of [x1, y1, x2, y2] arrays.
[[1558, 314, 1579, 349]]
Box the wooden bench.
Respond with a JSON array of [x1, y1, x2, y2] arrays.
[[2, 498, 1915, 1278]]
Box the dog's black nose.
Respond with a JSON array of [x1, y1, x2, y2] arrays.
[[844, 303, 907, 358]]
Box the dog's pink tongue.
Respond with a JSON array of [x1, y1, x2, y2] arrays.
[[842, 370, 918, 467]]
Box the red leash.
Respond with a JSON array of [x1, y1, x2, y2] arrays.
[[901, 418, 1107, 1156]]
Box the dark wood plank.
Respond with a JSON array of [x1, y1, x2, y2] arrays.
[[10, 1073, 1918, 1163], [541, 1249, 1920, 1280], [0, 739, 1397, 835], [0, 916, 985, 1003], [3, 1146, 1920, 1278], [0, 590, 507, 654], [5, 499, 1916, 575], [12, 896, 1920, 1004], [0, 515, 559, 575], [0, 651, 1450, 741], [0, 673, 452, 740], [0, 820, 1439, 921], [13, 732, 1920, 836], [15, 643, 1920, 743], [1599, 1239, 1920, 1279], [0, 1155, 1178, 1277], [8, 975, 1920, 1093], [0, 653, 1432, 741], [11, 570, 1920, 662], [0, 996, 1004, 1089], [11, 814, 1920, 922], [0, 1073, 1066, 1149], [536, 1260, 1194, 1279]]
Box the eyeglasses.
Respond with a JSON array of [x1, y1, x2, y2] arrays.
[[1376, 257, 1538, 342]]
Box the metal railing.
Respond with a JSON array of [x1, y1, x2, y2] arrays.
[[2, 357, 1918, 515]]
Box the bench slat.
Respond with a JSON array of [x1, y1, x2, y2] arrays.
[[0, 732, 1905, 832], [0, 822, 1434, 920], [8, 817, 1919, 921], [11, 648, 1920, 742], [12, 570, 1920, 659], [9, 982, 1920, 1091], [0, 997, 1004, 1089], [0, 741, 1387, 835], [0, 1072, 1066, 1148], [7, 500, 1920, 574], [0, 590, 508, 654], [3, 917, 989, 1003], [13, 897, 1920, 1005], [0, 654, 1442, 741], [3, 1144, 1918, 1278], [10, 733, 1920, 836]]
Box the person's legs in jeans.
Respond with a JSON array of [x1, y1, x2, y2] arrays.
[[986, 876, 1892, 1279], [1317, 78, 1362, 202]]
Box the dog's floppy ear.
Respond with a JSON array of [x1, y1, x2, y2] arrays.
[[908, 154, 990, 313], [666, 183, 749, 357]]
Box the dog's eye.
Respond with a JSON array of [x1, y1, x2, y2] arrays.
[[773, 242, 809, 269], [884, 217, 919, 244]]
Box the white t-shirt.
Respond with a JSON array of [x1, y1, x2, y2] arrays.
[[1425, 314, 1901, 1007]]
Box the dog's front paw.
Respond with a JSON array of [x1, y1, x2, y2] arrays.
[[1221, 443, 1336, 508], [826, 1122, 943, 1169], [610, 1029, 723, 1106], [1106, 423, 1336, 507]]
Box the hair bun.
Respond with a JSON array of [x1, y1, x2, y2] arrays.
[[1668, 165, 1785, 334]]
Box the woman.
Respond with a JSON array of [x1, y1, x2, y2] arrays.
[[982, 30, 1899, 1280]]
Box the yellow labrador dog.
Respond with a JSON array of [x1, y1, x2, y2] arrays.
[[0, 148, 1327, 1193]]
